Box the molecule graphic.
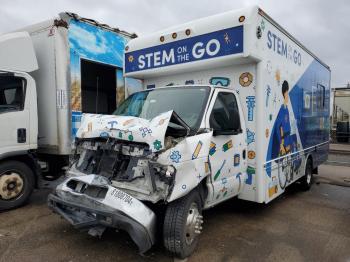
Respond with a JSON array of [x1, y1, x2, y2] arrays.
[[170, 150, 182, 163], [266, 85, 271, 107], [139, 127, 152, 137]]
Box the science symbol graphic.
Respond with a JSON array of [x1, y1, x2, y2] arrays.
[[153, 140, 162, 150], [139, 127, 152, 137], [128, 55, 134, 63], [246, 96, 256, 121], [170, 150, 182, 163], [246, 128, 255, 145], [107, 120, 118, 129], [266, 85, 271, 107]]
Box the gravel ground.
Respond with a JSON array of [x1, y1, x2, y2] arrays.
[[0, 164, 349, 262]]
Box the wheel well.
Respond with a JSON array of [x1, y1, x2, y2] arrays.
[[0, 154, 40, 187], [197, 178, 209, 206], [307, 155, 313, 168]]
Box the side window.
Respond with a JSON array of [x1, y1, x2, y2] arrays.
[[311, 86, 317, 112], [0, 75, 26, 113], [317, 84, 326, 110], [210, 92, 241, 132]]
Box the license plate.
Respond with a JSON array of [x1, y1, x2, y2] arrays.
[[110, 188, 134, 206]]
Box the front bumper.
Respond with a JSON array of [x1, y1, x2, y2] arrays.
[[47, 175, 156, 253]]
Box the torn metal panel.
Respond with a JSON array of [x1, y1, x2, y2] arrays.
[[49, 174, 156, 253], [76, 110, 173, 152], [157, 131, 213, 201]]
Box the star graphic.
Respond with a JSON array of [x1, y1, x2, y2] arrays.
[[128, 55, 134, 63]]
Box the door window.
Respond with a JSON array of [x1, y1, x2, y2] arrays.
[[210, 92, 241, 131], [0, 74, 26, 113]]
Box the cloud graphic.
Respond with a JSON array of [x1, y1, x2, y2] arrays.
[[68, 20, 128, 68], [69, 22, 108, 54]]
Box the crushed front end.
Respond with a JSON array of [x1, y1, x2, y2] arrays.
[[48, 136, 177, 253]]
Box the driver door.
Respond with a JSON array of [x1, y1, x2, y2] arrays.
[[206, 90, 247, 204]]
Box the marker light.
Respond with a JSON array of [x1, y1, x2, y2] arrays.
[[239, 16, 245, 23], [160, 36, 165, 42], [185, 29, 191, 36], [125, 45, 129, 51], [172, 32, 177, 39]]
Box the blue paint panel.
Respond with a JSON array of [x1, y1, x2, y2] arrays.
[[289, 60, 330, 149], [68, 20, 128, 68], [71, 111, 82, 138], [68, 20, 130, 138], [125, 26, 243, 73], [266, 59, 330, 177]]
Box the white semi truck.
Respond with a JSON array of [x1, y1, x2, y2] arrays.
[[0, 13, 138, 210], [48, 6, 330, 258]]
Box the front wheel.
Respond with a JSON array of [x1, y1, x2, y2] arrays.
[[163, 190, 203, 259], [299, 158, 313, 191], [0, 161, 35, 211]]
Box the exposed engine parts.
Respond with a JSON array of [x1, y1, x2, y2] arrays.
[[69, 138, 176, 203]]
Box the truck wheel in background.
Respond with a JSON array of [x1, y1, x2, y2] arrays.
[[0, 161, 35, 211], [299, 158, 313, 191], [163, 190, 203, 259]]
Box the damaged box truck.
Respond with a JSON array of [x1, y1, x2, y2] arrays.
[[0, 13, 139, 210], [48, 6, 331, 258]]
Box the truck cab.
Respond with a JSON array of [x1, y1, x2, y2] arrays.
[[48, 84, 248, 256], [0, 32, 39, 210]]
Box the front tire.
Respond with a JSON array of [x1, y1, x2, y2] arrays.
[[0, 161, 35, 211], [299, 158, 313, 191], [163, 190, 203, 259]]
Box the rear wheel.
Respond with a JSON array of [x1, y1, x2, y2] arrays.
[[163, 190, 203, 259], [0, 161, 34, 211], [299, 158, 313, 191]]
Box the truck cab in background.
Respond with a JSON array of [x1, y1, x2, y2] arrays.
[[0, 32, 39, 210], [0, 13, 137, 211]]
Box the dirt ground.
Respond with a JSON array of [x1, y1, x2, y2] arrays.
[[0, 164, 349, 262]]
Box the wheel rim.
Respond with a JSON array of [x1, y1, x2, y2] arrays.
[[185, 202, 203, 245], [0, 171, 24, 200]]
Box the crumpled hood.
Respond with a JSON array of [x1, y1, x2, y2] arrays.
[[76, 111, 173, 152]]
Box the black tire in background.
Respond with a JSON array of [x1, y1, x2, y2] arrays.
[[0, 161, 35, 211], [163, 189, 203, 259], [299, 158, 313, 191]]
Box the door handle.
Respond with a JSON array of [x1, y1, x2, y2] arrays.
[[242, 149, 246, 160], [17, 128, 26, 143]]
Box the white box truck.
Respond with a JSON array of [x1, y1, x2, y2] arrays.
[[48, 6, 331, 258], [0, 13, 140, 210]]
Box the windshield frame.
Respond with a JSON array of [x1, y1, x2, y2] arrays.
[[114, 85, 211, 132]]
